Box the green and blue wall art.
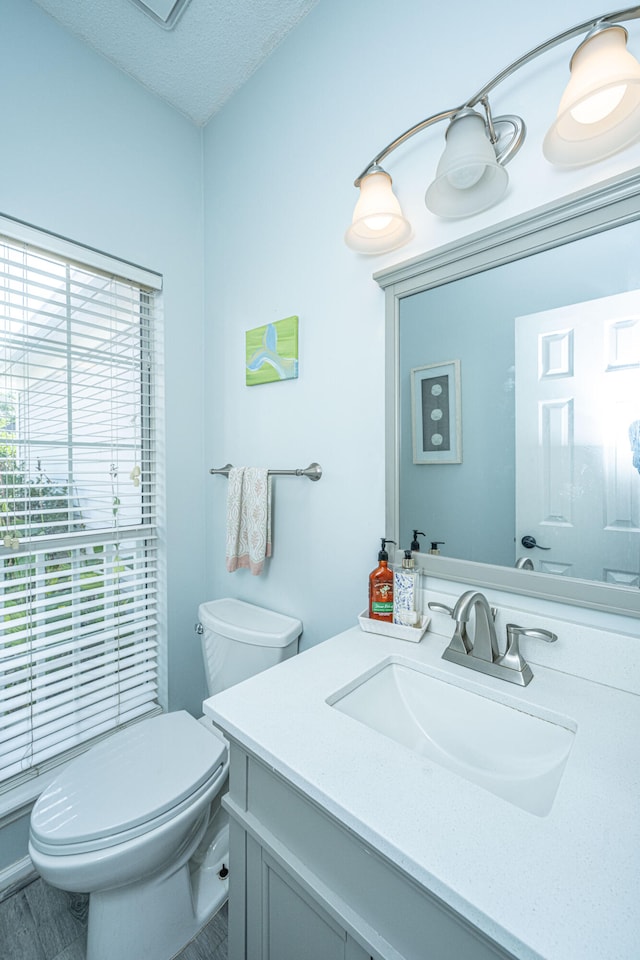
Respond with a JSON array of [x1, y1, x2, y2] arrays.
[[245, 315, 299, 386]]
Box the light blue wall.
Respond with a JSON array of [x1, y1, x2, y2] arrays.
[[0, 0, 206, 871], [201, 0, 640, 645], [2, 0, 208, 715], [4, 0, 640, 876]]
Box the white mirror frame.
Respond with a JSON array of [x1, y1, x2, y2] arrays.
[[377, 166, 640, 618]]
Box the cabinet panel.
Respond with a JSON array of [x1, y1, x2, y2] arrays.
[[263, 859, 350, 960], [244, 757, 514, 960], [227, 818, 248, 960], [226, 745, 514, 960]]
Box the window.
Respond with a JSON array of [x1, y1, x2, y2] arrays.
[[0, 220, 162, 792]]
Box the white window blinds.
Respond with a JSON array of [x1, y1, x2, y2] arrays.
[[0, 226, 162, 792]]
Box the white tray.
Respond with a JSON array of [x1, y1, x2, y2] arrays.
[[358, 610, 430, 643]]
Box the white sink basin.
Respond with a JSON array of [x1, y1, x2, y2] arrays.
[[328, 659, 576, 816]]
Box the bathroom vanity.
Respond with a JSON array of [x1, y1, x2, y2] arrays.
[[204, 618, 640, 960], [201, 167, 640, 960]]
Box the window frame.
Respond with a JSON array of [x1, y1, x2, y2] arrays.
[[0, 214, 166, 808]]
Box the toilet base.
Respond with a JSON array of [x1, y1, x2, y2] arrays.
[[84, 808, 230, 960], [86, 864, 223, 960], [190, 802, 230, 919]]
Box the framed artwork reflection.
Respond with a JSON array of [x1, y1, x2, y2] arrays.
[[411, 360, 462, 464]]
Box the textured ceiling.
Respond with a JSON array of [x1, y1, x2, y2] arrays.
[[32, 0, 319, 126]]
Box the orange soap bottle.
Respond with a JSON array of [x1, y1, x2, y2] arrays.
[[368, 538, 395, 622]]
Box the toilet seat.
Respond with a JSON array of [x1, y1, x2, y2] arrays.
[[30, 711, 227, 856]]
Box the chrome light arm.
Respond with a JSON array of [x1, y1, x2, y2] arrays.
[[466, 6, 640, 109], [354, 108, 459, 185], [354, 104, 522, 184], [352, 5, 640, 184]]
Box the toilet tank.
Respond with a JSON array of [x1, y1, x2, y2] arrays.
[[198, 598, 302, 696]]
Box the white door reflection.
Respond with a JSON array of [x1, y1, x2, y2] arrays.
[[516, 291, 640, 584]]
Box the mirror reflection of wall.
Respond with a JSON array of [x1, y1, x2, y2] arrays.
[[399, 217, 640, 583]]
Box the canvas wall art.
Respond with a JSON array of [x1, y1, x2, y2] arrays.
[[245, 315, 299, 386]]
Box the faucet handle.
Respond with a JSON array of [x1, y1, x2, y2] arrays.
[[428, 601, 472, 654], [498, 624, 528, 674], [497, 623, 557, 682], [428, 602, 453, 616], [517, 627, 557, 643]]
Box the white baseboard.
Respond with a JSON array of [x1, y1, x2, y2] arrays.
[[0, 855, 37, 902]]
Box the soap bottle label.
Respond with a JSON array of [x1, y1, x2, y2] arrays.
[[371, 583, 393, 618], [393, 564, 422, 626], [372, 601, 393, 615]]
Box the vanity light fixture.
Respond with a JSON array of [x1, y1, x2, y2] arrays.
[[345, 6, 640, 254]]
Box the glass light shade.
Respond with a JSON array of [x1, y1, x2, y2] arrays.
[[345, 168, 411, 254], [544, 26, 640, 166], [425, 111, 508, 218]]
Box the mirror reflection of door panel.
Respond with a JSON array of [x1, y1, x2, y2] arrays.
[[516, 291, 640, 584]]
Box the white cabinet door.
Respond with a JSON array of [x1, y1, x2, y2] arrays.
[[261, 859, 368, 960], [251, 851, 370, 960]]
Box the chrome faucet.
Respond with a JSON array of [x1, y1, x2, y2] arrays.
[[451, 591, 499, 663], [428, 590, 557, 686]]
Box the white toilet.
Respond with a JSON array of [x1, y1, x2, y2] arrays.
[[28, 598, 302, 960]]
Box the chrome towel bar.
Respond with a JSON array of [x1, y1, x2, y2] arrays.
[[209, 462, 322, 481]]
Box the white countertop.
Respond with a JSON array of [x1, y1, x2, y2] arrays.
[[204, 624, 640, 960]]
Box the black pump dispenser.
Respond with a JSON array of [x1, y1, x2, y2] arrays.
[[378, 537, 395, 560], [411, 530, 426, 551]]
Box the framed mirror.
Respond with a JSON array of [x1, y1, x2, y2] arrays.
[[377, 167, 640, 617]]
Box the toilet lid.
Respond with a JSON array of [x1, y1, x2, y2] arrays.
[[30, 711, 226, 847]]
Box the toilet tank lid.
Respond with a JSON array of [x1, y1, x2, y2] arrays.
[[198, 598, 302, 647]]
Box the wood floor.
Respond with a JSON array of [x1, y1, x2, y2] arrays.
[[0, 877, 228, 960]]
